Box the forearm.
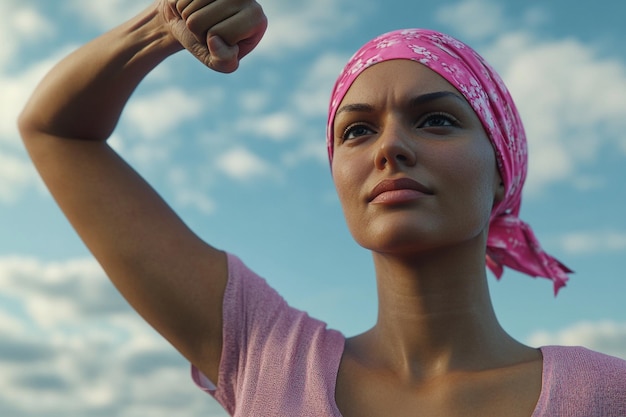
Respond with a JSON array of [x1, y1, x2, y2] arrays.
[[15, 0, 268, 385], [19, 5, 182, 142]]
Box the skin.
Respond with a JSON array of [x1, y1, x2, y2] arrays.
[[19, 0, 267, 385], [19, 1, 542, 415], [332, 60, 543, 417]]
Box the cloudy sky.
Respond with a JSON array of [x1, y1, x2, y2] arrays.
[[2, 0, 626, 415]]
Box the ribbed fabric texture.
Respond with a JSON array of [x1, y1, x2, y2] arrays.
[[192, 254, 626, 416], [192, 253, 345, 416], [533, 346, 626, 416]]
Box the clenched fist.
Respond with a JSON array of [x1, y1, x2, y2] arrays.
[[158, 0, 267, 73]]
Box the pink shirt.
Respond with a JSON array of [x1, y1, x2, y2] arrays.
[[192, 254, 626, 416]]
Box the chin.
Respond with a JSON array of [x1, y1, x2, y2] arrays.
[[354, 223, 488, 258], [355, 227, 440, 255]]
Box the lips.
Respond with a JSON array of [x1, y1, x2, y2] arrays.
[[368, 177, 433, 203]]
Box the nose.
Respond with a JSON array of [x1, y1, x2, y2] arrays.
[[374, 122, 417, 170]]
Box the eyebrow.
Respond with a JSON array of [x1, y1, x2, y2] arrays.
[[335, 91, 467, 117]]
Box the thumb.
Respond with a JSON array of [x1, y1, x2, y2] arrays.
[[207, 35, 240, 73]]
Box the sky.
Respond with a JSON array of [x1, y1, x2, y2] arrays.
[[1, 0, 626, 415]]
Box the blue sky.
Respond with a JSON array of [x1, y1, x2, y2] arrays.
[[1, 0, 626, 415]]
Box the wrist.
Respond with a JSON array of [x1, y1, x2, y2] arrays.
[[118, 4, 184, 66]]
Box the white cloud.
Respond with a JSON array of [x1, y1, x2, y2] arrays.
[[65, 0, 357, 58], [571, 175, 605, 192], [0, 257, 126, 328], [0, 306, 24, 335], [126, 141, 172, 169], [0, 255, 228, 416], [234, 52, 347, 169], [528, 321, 626, 360], [175, 189, 216, 215], [521, 6, 550, 28], [0, 38, 76, 204], [216, 146, 274, 182], [436, 0, 505, 40], [0, 50, 64, 145], [282, 140, 328, 167], [436, 0, 551, 42], [237, 111, 297, 141], [0, 0, 55, 70], [255, 0, 361, 55], [236, 52, 348, 171], [512, 35, 626, 194], [436, 0, 626, 195], [11, 6, 55, 40], [165, 166, 216, 215], [238, 90, 271, 113], [293, 52, 349, 119], [0, 325, 224, 416], [124, 88, 205, 138], [556, 230, 626, 255], [66, 0, 151, 30], [0, 150, 36, 203]]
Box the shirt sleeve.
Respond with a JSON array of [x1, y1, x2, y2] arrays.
[[533, 346, 626, 417], [191, 253, 344, 416], [191, 253, 286, 413]]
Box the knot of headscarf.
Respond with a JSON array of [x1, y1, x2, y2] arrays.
[[326, 29, 572, 295]]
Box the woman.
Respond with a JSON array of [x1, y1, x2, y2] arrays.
[[19, 1, 626, 416]]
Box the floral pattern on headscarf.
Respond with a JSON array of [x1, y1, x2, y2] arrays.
[[327, 29, 571, 295]]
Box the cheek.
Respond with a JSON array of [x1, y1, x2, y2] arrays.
[[332, 155, 368, 233], [332, 145, 368, 196], [441, 140, 499, 213], [332, 158, 355, 207]]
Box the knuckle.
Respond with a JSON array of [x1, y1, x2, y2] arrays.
[[185, 13, 204, 34], [248, 2, 266, 22], [174, 0, 188, 16], [182, 7, 195, 23]]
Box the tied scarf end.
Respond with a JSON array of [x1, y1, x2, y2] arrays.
[[547, 258, 573, 297], [487, 214, 573, 296], [486, 249, 573, 296], [486, 254, 504, 280]]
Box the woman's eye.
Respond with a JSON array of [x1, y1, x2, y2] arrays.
[[342, 124, 374, 140], [419, 113, 458, 128]]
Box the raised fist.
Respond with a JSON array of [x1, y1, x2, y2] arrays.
[[158, 0, 267, 73]]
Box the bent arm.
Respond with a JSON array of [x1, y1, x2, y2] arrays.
[[17, 3, 258, 383]]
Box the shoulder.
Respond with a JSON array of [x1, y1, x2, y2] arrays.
[[200, 253, 345, 415], [541, 345, 626, 374], [537, 345, 626, 416], [223, 252, 292, 324], [224, 252, 344, 364]]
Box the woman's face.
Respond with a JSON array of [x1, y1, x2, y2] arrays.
[[332, 59, 503, 255]]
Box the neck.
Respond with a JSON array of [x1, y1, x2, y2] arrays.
[[358, 242, 529, 381]]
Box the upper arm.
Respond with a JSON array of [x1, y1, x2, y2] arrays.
[[20, 130, 227, 382]]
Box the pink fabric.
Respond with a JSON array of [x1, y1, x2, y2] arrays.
[[533, 346, 626, 416], [192, 253, 345, 416], [326, 29, 571, 295], [192, 254, 626, 416]]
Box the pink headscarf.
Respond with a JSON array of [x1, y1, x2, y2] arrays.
[[326, 29, 571, 295]]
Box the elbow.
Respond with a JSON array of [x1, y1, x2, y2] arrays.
[[17, 99, 55, 154], [17, 102, 40, 147]]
